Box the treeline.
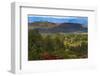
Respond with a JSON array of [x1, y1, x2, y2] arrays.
[[28, 29, 88, 60]]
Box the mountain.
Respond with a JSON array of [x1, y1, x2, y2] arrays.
[[53, 23, 87, 33], [28, 22, 87, 33], [28, 22, 58, 29]]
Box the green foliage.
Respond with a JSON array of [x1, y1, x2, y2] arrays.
[[28, 29, 88, 60]]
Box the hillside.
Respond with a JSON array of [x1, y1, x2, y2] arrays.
[[28, 22, 58, 29], [28, 22, 87, 33]]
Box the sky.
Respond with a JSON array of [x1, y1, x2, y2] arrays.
[[28, 15, 88, 27]]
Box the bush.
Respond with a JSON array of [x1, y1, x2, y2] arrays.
[[28, 30, 88, 60]]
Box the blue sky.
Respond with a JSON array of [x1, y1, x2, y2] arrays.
[[28, 15, 88, 27]]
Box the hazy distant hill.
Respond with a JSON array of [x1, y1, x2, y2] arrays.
[[53, 23, 87, 33], [28, 22, 58, 29], [28, 22, 87, 33]]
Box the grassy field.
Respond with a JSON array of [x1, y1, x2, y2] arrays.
[[28, 29, 88, 60]]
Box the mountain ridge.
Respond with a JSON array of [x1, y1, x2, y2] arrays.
[[28, 22, 87, 33]]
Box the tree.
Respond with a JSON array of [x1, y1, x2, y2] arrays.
[[28, 29, 43, 60]]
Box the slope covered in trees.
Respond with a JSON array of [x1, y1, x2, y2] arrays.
[[28, 28, 88, 60]]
